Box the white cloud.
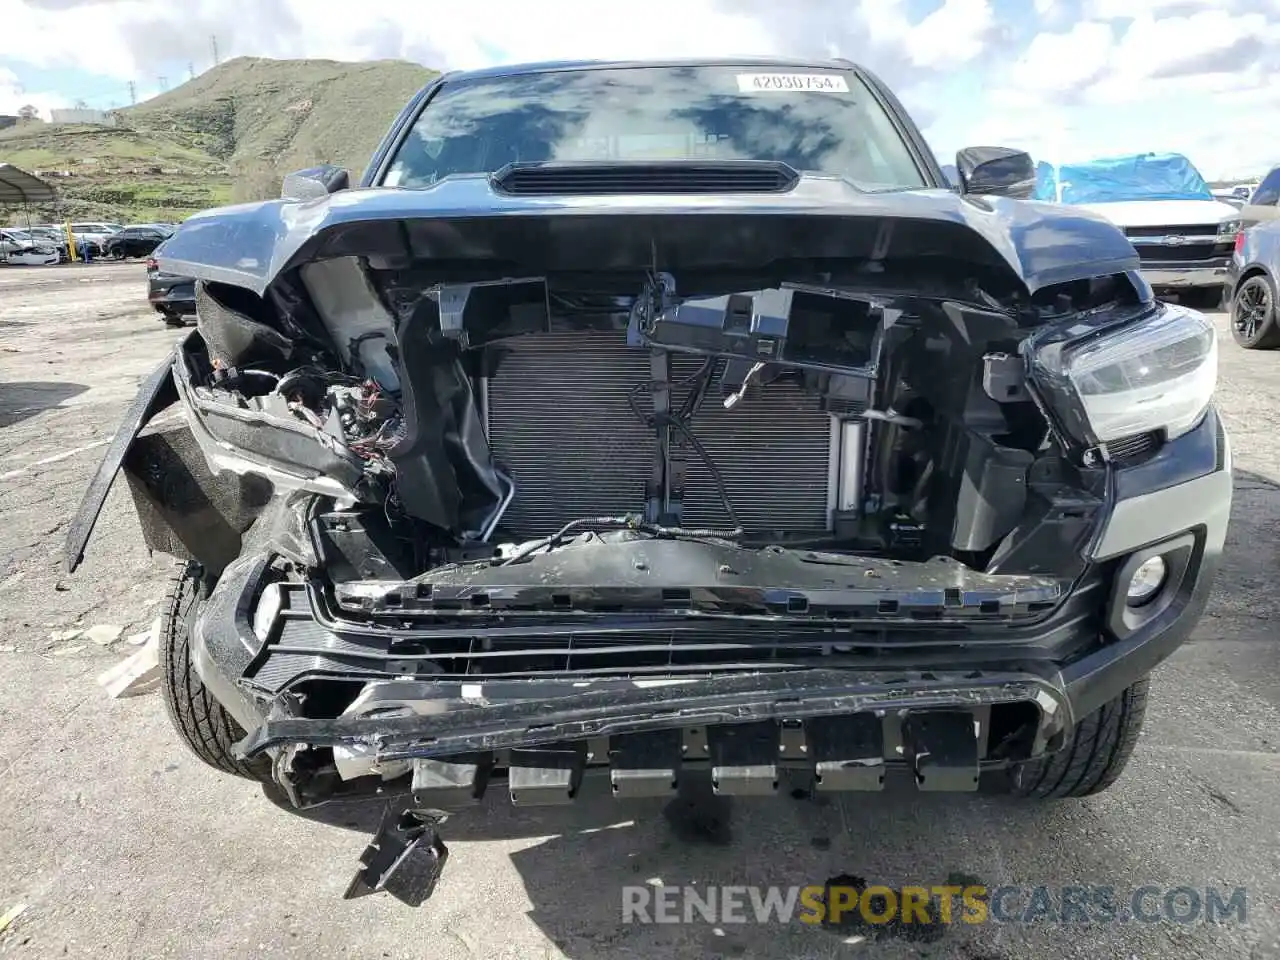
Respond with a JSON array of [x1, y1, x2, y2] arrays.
[[909, 0, 996, 68], [0, 66, 68, 119], [5, 0, 1280, 180], [972, 4, 1280, 177], [1, 0, 781, 79], [1106, 9, 1274, 81], [1007, 21, 1115, 94], [0, 0, 994, 138], [1085, 0, 1206, 17]]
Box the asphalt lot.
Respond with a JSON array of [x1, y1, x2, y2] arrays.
[[1, 261, 1278, 959]]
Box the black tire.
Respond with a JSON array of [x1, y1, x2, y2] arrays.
[[1230, 274, 1280, 349], [162, 310, 186, 328], [1009, 679, 1149, 798], [159, 561, 272, 781]]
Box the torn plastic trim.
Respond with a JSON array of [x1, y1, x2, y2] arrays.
[[191, 553, 277, 732], [239, 491, 323, 569], [233, 667, 1073, 761], [64, 350, 180, 573], [335, 537, 1063, 621], [322, 674, 1016, 783], [172, 352, 363, 502]]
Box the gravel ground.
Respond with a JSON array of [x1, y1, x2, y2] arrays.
[[1, 263, 1278, 959]]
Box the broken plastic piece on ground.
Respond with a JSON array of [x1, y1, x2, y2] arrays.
[[343, 806, 449, 907], [84, 623, 123, 646], [97, 631, 160, 698], [126, 618, 159, 645], [0, 903, 28, 934]]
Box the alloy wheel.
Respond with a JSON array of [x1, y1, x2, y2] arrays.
[[1234, 278, 1272, 342]]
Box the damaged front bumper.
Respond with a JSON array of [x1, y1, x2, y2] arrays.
[[191, 427, 1227, 806], [1140, 258, 1231, 290]]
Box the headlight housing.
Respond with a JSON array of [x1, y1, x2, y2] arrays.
[[1031, 303, 1217, 447], [1218, 219, 1242, 238]]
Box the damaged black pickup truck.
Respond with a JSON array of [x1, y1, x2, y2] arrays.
[[67, 58, 1230, 898]]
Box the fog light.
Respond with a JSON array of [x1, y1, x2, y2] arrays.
[[1126, 556, 1167, 607]]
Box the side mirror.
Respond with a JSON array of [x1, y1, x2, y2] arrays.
[[281, 164, 351, 201], [955, 146, 1036, 200]]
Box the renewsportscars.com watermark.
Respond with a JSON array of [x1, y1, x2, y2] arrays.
[[622, 884, 1249, 926]]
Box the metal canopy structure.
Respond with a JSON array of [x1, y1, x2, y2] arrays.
[[0, 163, 56, 205]]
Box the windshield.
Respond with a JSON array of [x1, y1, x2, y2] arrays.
[[383, 65, 928, 193]]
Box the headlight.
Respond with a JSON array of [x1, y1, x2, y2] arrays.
[[1218, 219, 1241, 237], [1032, 304, 1217, 446]]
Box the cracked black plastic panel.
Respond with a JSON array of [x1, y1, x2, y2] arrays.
[[123, 420, 273, 575]]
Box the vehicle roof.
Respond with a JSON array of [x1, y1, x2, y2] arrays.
[[440, 57, 862, 84]]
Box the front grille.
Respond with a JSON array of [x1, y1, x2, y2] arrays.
[[1135, 243, 1224, 263], [233, 573, 1106, 692], [250, 617, 859, 690], [484, 333, 834, 538], [1124, 224, 1219, 239], [1123, 224, 1229, 264], [490, 161, 799, 196]]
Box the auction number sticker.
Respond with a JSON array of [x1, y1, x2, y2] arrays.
[[736, 73, 850, 93]]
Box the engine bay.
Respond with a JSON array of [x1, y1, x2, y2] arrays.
[[147, 256, 1155, 590]]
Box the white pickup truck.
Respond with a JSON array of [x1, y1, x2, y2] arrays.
[[1036, 153, 1239, 297]]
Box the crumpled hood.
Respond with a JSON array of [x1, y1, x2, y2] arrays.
[[157, 172, 1140, 297]]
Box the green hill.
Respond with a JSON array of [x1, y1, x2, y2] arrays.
[[0, 56, 438, 224]]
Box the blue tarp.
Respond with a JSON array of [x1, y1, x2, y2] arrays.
[[1033, 153, 1213, 204]]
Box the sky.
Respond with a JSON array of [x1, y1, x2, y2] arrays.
[[1, 0, 1277, 181]]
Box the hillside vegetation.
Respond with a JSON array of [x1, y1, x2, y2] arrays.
[[0, 56, 437, 224]]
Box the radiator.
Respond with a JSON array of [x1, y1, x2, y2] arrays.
[[484, 332, 835, 539]]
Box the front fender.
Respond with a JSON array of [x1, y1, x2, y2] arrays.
[[63, 347, 181, 572]]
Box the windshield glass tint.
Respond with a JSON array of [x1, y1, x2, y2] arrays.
[[384, 65, 927, 192]]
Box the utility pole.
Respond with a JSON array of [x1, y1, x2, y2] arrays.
[[158, 75, 168, 92], [188, 61, 195, 81], [211, 34, 220, 66], [128, 81, 136, 105]]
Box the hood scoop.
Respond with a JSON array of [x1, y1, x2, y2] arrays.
[[490, 160, 800, 196]]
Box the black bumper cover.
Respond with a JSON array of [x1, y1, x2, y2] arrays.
[[193, 528, 1218, 773]]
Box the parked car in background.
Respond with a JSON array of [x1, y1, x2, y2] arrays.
[[1225, 220, 1280, 349], [22, 226, 71, 262], [104, 223, 174, 260], [0, 228, 60, 265], [1239, 166, 1280, 228], [71, 221, 122, 235], [1035, 153, 1240, 302], [145, 248, 195, 325], [30, 224, 103, 260], [1211, 186, 1250, 207], [70, 222, 120, 253]]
